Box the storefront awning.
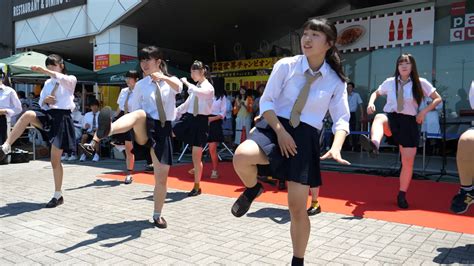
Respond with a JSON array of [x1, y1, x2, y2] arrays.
[[0, 51, 96, 83], [96, 59, 189, 85]]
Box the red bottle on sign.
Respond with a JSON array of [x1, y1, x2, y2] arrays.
[[397, 18, 404, 40], [389, 20, 395, 41], [406, 17, 413, 39]]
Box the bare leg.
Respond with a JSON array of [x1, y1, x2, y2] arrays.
[[370, 114, 392, 149], [457, 130, 474, 186], [150, 149, 170, 216], [310, 187, 320, 202], [125, 140, 135, 170], [5, 111, 42, 145], [288, 181, 311, 259], [192, 146, 203, 184], [209, 142, 218, 171], [399, 146, 417, 192], [233, 140, 269, 188], [95, 110, 148, 145], [50, 145, 64, 192]]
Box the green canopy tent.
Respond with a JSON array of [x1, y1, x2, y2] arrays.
[[0, 51, 96, 83], [96, 59, 189, 85]]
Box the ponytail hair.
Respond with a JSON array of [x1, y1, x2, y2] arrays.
[[302, 18, 348, 83], [325, 46, 347, 83], [45, 54, 67, 74], [191, 60, 213, 85]]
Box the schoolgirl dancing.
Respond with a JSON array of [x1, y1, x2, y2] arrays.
[[89, 46, 182, 228], [0, 54, 77, 208], [360, 53, 441, 209], [231, 19, 351, 265], [174, 61, 214, 196]]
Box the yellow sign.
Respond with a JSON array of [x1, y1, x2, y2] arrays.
[[225, 76, 269, 91], [99, 85, 120, 110], [213, 57, 280, 72]]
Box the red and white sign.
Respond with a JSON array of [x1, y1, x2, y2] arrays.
[[94, 55, 109, 71], [450, 1, 474, 42], [120, 55, 136, 63], [333, 5, 434, 53]]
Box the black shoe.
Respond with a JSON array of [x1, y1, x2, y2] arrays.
[[188, 188, 202, 197], [307, 205, 322, 216], [278, 181, 287, 191], [153, 217, 167, 229], [45, 197, 64, 208], [79, 142, 95, 157], [0, 149, 6, 162], [397, 194, 409, 209], [257, 176, 277, 186], [450, 190, 474, 214], [360, 135, 379, 157], [145, 164, 154, 172], [96, 106, 112, 139], [231, 183, 264, 217]]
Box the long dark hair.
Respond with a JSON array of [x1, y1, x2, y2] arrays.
[[394, 53, 423, 106], [191, 60, 213, 85], [139, 46, 170, 77], [45, 54, 67, 74], [0, 68, 11, 87], [302, 18, 347, 83], [214, 83, 226, 100]]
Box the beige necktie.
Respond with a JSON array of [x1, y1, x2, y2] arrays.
[[124, 90, 131, 114], [397, 79, 409, 112], [289, 71, 321, 128], [50, 82, 59, 97], [45, 82, 59, 107], [154, 81, 167, 127], [193, 95, 199, 116], [193, 84, 201, 116]]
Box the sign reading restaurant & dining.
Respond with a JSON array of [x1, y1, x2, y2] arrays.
[[12, 0, 87, 21]]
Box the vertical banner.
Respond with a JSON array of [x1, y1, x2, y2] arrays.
[[94, 55, 109, 71]]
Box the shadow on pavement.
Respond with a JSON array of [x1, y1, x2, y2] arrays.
[[57, 220, 155, 253]]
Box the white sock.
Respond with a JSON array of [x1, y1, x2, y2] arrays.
[[2, 143, 11, 154], [153, 212, 161, 220], [53, 191, 62, 199]]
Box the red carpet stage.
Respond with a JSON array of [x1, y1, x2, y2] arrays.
[[101, 162, 474, 234]]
